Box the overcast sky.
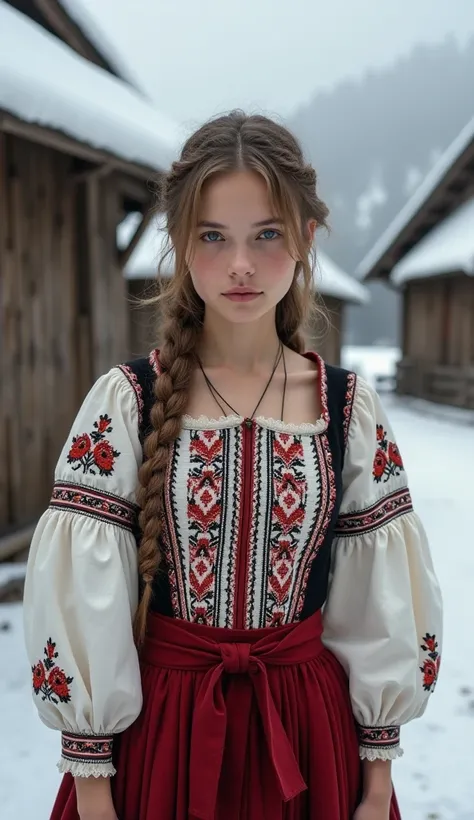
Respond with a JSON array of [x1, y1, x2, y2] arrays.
[[82, 0, 474, 127]]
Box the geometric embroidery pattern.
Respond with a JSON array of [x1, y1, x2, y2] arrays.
[[50, 482, 138, 532]]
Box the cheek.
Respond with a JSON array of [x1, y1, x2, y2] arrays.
[[189, 247, 222, 298], [260, 246, 296, 284]]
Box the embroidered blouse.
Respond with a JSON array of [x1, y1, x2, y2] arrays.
[[23, 352, 443, 777]]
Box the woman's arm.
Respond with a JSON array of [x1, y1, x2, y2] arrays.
[[323, 376, 443, 768], [23, 368, 143, 784]]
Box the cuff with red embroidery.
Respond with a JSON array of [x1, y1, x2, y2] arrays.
[[357, 725, 403, 761], [58, 731, 116, 777]]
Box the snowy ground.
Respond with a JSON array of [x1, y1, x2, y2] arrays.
[[1, 348, 473, 819]]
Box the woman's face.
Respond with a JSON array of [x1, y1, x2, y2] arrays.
[[188, 170, 313, 325]]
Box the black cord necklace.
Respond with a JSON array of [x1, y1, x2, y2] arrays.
[[197, 343, 287, 429]]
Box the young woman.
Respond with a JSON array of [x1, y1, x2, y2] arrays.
[[24, 111, 442, 820]]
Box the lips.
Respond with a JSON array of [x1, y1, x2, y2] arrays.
[[222, 290, 262, 302], [223, 289, 261, 296]]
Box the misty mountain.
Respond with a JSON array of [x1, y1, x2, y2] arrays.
[[289, 35, 474, 345]]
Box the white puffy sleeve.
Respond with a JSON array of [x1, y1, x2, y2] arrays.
[[322, 376, 443, 761], [23, 366, 143, 777]]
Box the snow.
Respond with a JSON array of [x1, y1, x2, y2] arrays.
[[314, 251, 369, 304], [0, 1, 181, 171], [342, 345, 400, 391], [57, 0, 146, 94], [2, 346, 473, 818], [356, 113, 474, 280], [118, 213, 369, 305], [0, 562, 26, 587], [391, 197, 474, 285]]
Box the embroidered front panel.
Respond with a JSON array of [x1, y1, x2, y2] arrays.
[[50, 482, 138, 532], [161, 422, 335, 628], [263, 432, 309, 628], [187, 429, 224, 625], [162, 426, 243, 626], [334, 488, 413, 537], [372, 425, 405, 484], [420, 633, 441, 692], [32, 639, 74, 704], [66, 415, 120, 477]]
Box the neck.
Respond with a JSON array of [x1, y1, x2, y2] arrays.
[[198, 309, 280, 373]]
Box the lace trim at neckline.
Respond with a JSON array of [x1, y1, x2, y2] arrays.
[[181, 413, 328, 435]]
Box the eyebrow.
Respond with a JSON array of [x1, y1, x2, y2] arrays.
[[197, 217, 283, 229]]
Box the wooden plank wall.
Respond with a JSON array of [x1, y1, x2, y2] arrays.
[[404, 276, 474, 367], [0, 134, 78, 532], [88, 174, 130, 381], [0, 138, 132, 533], [307, 295, 342, 365], [400, 274, 474, 408], [128, 278, 161, 359]]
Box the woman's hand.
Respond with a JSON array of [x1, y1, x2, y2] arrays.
[[75, 776, 118, 820], [353, 793, 392, 820]]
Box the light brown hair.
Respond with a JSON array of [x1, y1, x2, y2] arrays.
[[134, 110, 329, 643]]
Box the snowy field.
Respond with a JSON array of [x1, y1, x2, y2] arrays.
[[1, 348, 474, 819]]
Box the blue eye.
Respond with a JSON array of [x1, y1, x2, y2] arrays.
[[259, 229, 280, 240], [201, 231, 223, 243]]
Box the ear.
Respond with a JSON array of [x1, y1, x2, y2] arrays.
[[306, 218, 317, 245]]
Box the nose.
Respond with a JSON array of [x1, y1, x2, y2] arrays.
[[228, 243, 255, 277]]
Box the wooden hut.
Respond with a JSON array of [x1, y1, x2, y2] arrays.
[[118, 214, 369, 367], [356, 115, 474, 409], [0, 1, 180, 541]]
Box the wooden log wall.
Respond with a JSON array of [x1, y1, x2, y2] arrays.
[[0, 133, 131, 533]]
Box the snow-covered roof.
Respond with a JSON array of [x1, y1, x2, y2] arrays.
[[118, 213, 369, 305], [57, 0, 145, 93], [0, 1, 181, 171], [391, 197, 474, 286], [356, 113, 474, 280], [313, 251, 368, 304]]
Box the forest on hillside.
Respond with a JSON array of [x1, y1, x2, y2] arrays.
[[289, 35, 474, 345]]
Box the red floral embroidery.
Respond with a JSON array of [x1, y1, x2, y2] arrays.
[[388, 441, 403, 468], [373, 448, 389, 480], [420, 633, 441, 692], [32, 639, 73, 704], [67, 414, 120, 476], [372, 426, 404, 483]]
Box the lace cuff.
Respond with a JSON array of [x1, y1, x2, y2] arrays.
[[58, 732, 116, 778], [357, 725, 403, 762]]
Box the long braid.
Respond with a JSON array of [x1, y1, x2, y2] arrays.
[[133, 305, 200, 644]]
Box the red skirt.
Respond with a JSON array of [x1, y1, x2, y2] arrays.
[[51, 610, 402, 819]]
